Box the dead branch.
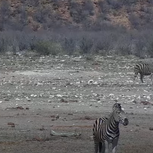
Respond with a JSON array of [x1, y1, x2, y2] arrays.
[[50, 130, 81, 137]]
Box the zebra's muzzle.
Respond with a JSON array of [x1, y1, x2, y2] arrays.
[[123, 118, 129, 126]]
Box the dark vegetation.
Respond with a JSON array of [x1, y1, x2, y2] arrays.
[[0, 0, 153, 57]]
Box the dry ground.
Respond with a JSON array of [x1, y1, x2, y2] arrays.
[[0, 55, 153, 153]]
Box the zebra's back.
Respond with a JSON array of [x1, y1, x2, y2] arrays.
[[134, 63, 151, 75]]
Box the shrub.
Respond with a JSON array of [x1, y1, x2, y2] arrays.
[[83, 0, 94, 15], [0, 0, 11, 30], [0, 38, 7, 53], [79, 37, 93, 54], [0, 0, 10, 19], [62, 38, 76, 55], [117, 46, 131, 56], [147, 42, 153, 58], [34, 41, 62, 55], [69, 1, 91, 23], [98, 1, 110, 13]]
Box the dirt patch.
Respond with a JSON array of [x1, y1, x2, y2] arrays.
[[0, 55, 153, 153]]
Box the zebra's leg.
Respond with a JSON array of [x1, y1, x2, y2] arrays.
[[94, 140, 99, 153], [112, 138, 118, 153], [99, 142, 102, 153], [105, 141, 110, 153], [101, 141, 105, 153], [140, 74, 144, 83], [112, 146, 116, 153]]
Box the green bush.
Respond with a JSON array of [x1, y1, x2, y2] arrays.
[[34, 41, 62, 55]]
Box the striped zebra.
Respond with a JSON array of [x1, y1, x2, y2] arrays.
[[134, 62, 153, 83], [93, 103, 128, 153]]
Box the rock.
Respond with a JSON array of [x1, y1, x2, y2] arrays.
[[140, 101, 151, 105], [8, 122, 15, 127]]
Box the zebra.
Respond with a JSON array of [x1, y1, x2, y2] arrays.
[[93, 103, 128, 153], [134, 62, 153, 83]]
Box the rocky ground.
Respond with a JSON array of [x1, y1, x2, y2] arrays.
[[0, 54, 153, 153]]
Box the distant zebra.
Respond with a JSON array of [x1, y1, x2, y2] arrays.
[[134, 62, 153, 83], [93, 103, 128, 153]]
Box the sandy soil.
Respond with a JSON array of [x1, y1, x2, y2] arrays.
[[0, 55, 153, 153]]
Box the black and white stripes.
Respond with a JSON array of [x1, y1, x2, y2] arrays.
[[93, 103, 128, 153], [134, 62, 153, 83]]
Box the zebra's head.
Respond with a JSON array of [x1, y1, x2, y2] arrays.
[[112, 103, 129, 126]]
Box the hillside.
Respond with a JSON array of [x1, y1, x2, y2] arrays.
[[0, 0, 153, 58], [0, 0, 153, 31]]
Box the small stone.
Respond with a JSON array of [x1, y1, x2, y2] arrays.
[[149, 127, 153, 131]]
